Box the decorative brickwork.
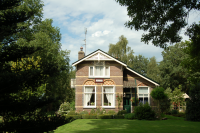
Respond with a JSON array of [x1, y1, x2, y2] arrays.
[[83, 79, 96, 85], [137, 82, 149, 86], [103, 79, 115, 85]]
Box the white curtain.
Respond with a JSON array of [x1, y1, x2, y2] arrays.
[[105, 87, 113, 106], [85, 87, 93, 106], [95, 66, 103, 76]]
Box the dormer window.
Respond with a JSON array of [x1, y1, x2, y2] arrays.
[[89, 61, 110, 78]]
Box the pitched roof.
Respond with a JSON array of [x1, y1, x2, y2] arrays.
[[72, 49, 160, 86]]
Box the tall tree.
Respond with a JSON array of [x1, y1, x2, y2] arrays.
[[159, 42, 190, 93], [115, 0, 200, 49], [147, 56, 161, 83]]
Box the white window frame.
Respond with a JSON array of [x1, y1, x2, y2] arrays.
[[83, 85, 96, 108], [102, 85, 115, 108], [89, 61, 110, 78], [137, 86, 150, 105]]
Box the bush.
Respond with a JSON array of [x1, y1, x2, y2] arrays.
[[59, 102, 71, 111], [65, 115, 82, 119], [186, 82, 200, 121], [117, 110, 127, 115], [107, 110, 116, 115], [67, 111, 77, 115], [100, 108, 106, 114], [70, 101, 75, 110], [114, 115, 124, 119], [171, 109, 178, 115], [134, 103, 156, 120], [79, 110, 88, 115], [82, 114, 97, 119], [90, 108, 95, 114], [97, 115, 113, 119], [124, 113, 136, 119]]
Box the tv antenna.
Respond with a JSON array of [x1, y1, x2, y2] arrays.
[[83, 28, 87, 55]]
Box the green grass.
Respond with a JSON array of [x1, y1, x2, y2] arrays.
[[52, 115, 200, 133]]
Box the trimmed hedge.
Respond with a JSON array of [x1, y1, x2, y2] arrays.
[[82, 114, 97, 119], [114, 115, 124, 119], [65, 115, 82, 119], [124, 113, 136, 119], [117, 110, 127, 115], [97, 115, 113, 119]]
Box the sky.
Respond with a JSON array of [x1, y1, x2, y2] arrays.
[[42, 0, 200, 65]]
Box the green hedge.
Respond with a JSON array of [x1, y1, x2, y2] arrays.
[[117, 110, 127, 115], [82, 114, 97, 119], [114, 115, 124, 119], [65, 115, 82, 119], [97, 115, 113, 119], [124, 113, 135, 119]]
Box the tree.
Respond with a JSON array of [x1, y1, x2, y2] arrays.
[[159, 42, 190, 93], [186, 82, 200, 121], [147, 56, 161, 83], [115, 0, 200, 49], [165, 86, 185, 111], [108, 35, 134, 65]]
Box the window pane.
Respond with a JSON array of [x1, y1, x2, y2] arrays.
[[85, 87, 94, 92], [85, 93, 95, 106], [104, 87, 113, 92], [144, 94, 148, 97], [144, 97, 148, 104], [139, 97, 143, 104], [105, 66, 109, 76], [95, 66, 103, 76], [90, 67, 93, 76], [139, 94, 143, 97], [139, 87, 148, 93], [104, 94, 113, 106]]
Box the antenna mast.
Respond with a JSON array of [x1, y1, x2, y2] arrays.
[[83, 28, 87, 55]]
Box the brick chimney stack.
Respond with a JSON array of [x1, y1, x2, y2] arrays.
[[78, 46, 85, 60]]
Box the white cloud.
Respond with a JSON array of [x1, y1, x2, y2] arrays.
[[92, 30, 111, 37]]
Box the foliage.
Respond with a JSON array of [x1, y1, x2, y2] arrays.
[[134, 103, 156, 120], [114, 115, 124, 119], [96, 107, 101, 115], [151, 87, 167, 100], [186, 82, 200, 121], [70, 101, 75, 111], [171, 110, 178, 115], [67, 111, 77, 115], [107, 110, 116, 115], [65, 115, 82, 119], [130, 97, 139, 105], [115, 0, 200, 49], [124, 113, 136, 119], [79, 111, 89, 115], [116, 93, 123, 109], [165, 86, 185, 110], [159, 97, 171, 114], [147, 56, 161, 83], [82, 114, 97, 119], [97, 115, 113, 119], [117, 110, 127, 115], [59, 102, 71, 111], [90, 109, 96, 115], [159, 42, 190, 93]]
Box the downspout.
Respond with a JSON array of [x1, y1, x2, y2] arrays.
[[135, 79, 137, 106]]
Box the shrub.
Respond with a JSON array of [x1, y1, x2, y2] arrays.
[[124, 113, 136, 119], [107, 110, 116, 115], [134, 103, 156, 120], [65, 115, 82, 119], [82, 114, 97, 119], [100, 108, 106, 114], [117, 110, 127, 115], [70, 101, 75, 110], [186, 82, 200, 121], [97, 115, 113, 119], [79, 111, 88, 115], [171, 109, 178, 115], [67, 111, 77, 115], [90, 108, 96, 114], [59, 102, 71, 111], [96, 107, 101, 114], [114, 115, 124, 119]]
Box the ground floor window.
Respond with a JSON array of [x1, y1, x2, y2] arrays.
[[84, 86, 96, 107], [138, 87, 149, 104], [102, 86, 115, 107]]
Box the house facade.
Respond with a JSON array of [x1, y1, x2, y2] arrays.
[[72, 48, 159, 113]]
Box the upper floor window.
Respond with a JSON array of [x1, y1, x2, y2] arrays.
[[89, 61, 110, 78]]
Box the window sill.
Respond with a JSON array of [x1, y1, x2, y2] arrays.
[[83, 106, 96, 108], [89, 76, 110, 79], [102, 106, 115, 108]]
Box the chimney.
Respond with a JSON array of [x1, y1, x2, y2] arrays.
[[78, 46, 85, 60]]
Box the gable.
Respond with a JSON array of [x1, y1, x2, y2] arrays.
[[86, 53, 111, 60]]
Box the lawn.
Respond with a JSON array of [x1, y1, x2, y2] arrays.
[[52, 115, 200, 133]]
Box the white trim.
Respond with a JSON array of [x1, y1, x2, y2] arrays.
[[102, 85, 115, 108], [83, 85, 96, 108], [127, 67, 159, 86], [72, 50, 127, 67]]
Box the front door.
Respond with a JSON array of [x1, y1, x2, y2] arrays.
[[123, 94, 131, 113]]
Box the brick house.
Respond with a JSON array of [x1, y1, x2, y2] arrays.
[[72, 47, 159, 113]]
